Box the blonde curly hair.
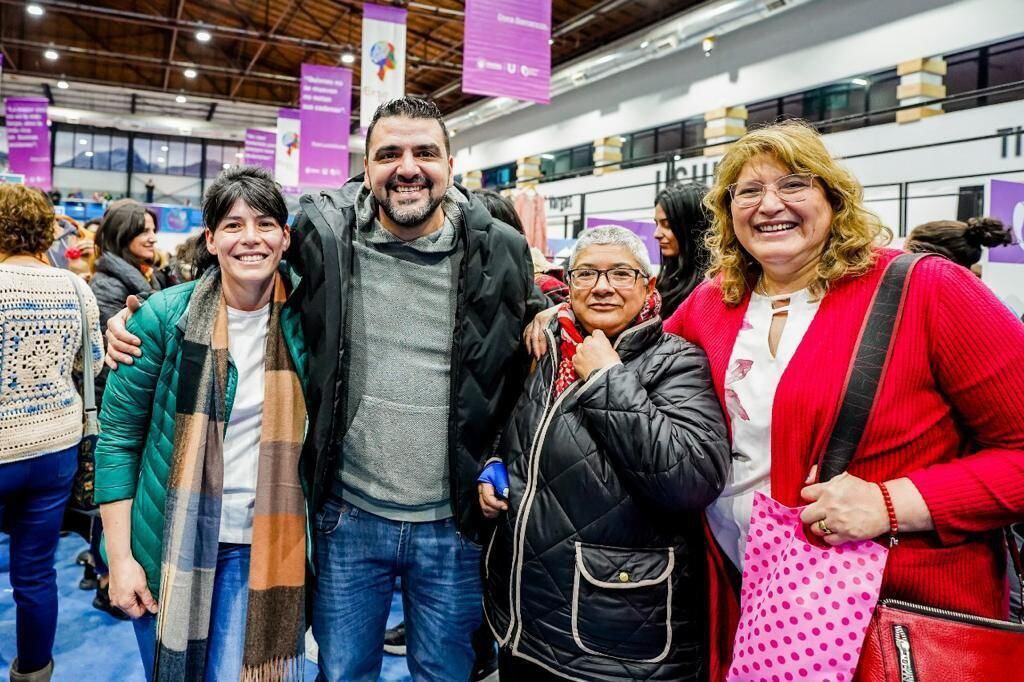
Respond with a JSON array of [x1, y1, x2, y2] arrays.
[[704, 120, 892, 305]]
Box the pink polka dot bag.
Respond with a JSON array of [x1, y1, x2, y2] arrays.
[[727, 492, 889, 682]]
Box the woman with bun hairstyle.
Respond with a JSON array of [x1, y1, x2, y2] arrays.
[[906, 216, 1013, 274]]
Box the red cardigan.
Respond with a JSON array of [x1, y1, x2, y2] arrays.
[[665, 249, 1024, 680]]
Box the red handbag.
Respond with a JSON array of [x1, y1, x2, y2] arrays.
[[819, 254, 1024, 680]]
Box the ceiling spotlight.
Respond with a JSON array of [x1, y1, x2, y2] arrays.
[[851, 77, 869, 87], [548, 38, 554, 46], [85, 151, 94, 157], [640, 40, 650, 49], [79, 138, 88, 145], [175, 94, 188, 104], [340, 51, 356, 65], [160, 145, 169, 152], [183, 68, 197, 79], [44, 49, 59, 61], [195, 30, 211, 43], [702, 35, 716, 57], [26, 4, 44, 16], [57, 80, 69, 89], [673, 154, 682, 161], [157, 157, 166, 163], [222, 162, 231, 170]]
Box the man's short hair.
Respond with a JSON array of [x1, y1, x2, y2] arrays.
[[365, 96, 451, 157]]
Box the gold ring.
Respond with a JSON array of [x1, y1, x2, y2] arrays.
[[817, 519, 834, 535]]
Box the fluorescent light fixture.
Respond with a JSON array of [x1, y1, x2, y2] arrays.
[[184, 68, 197, 79], [851, 77, 869, 86], [222, 162, 231, 170], [175, 94, 188, 103], [85, 151, 94, 157], [44, 49, 59, 61], [79, 138, 88, 145], [340, 51, 356, 65], [195, 30, 212, 43], [160, 145, 169, 152], [157, 157, 166, 163], [57, 80, 69, 89], [640, 40, 650, 49], [674, 154, 682, 161], [27, 4, 44, 16], [541, 154, 555, 159]]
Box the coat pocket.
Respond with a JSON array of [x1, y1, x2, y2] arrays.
[[571, 542, 674, 663]]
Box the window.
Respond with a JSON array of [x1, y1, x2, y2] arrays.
[[656, 123, 682, 154], [683, 118, 705, 152], [987, 37, 1024, 105], [629, 130, 655, 163], [482, 162, 514, 188], [134, 137, 152, 173], [111, 135, 129, 171], [866, 74, 899, 126], [821, 83, 868, 131], [54, 130, 74, 167], [167, 141, 185, 175], [185, 143, 202, 177], [747, 99, 780, 130], [570, 144, 592, 170], [93, 134, 111, 170], [945, 49, 980, 112]]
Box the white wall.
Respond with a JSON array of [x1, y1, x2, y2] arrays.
[[52, 168, 128, 197], [453, 0, 1024, 173]]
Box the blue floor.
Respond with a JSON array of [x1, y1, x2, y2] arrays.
[[0, 534, 412, 681]]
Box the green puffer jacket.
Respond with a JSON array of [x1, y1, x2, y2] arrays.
[[94, 272, 308, 600]]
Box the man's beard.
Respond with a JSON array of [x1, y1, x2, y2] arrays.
[[378, 175, 446, 228]]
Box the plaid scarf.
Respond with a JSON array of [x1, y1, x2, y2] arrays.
[[554, 289, 662, 397], [154, 267, 307, 681]]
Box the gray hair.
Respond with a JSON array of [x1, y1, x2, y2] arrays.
[[570, 225, 653, 277]]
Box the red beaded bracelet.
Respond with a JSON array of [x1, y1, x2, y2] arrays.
[[875, 481, 899, 547]]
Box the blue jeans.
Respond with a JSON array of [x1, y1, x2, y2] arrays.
[[312, 498, 483, 682], [0, 446, 77, 673], [133, 543, 251, 682]]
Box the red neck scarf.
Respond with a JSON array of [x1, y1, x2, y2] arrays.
[[554, 289, 662, 396]]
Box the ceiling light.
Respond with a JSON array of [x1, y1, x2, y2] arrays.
[[541, 154, 555, 159], [674, 154, 682, 161], [160, 145, 169, 152], [340, 51, 356, 65], [79, 138, 88, 145], [548, 38, 554, 46], [640, 40, 650, 49], [85, 151, 94, 157], [175, 94, 187, 104], [157, 157, 166, 163], [702, 35, 716, 57], [222, 162, 231, 170], [183, 68, 197, 79], [44, 49, 59, 61], [27, 4, 44, 16], [235, 152, 244, 158], [57, 80, 69, 89], [195, 30, 211, 43], [851, 77, 869, 86]]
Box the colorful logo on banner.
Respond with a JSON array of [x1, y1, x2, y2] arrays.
[[282, 132, 299, 155], [586, 216, 661, 266], [371, 41, 397, 80], [299, 64, 352, 187], [988, 179, 1024, 264], [462, 0, 551, 104], [276, 108, 301, 192], [361, 3, 407, 129]]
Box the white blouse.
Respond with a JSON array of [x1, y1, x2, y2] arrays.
[[706, 288, 821, 570]]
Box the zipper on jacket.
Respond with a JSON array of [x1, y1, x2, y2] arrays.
[[892, 624, 916, 682], [880, 598, 1024, 632]]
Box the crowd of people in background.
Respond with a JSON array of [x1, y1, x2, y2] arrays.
[[1, 96, 1023, 682]]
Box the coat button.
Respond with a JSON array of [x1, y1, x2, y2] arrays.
[[618, 571, 630, 583]]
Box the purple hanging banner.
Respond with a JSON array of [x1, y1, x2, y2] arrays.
[[243, 128, 276, 171], [586, 216, 661, 266], [299, 64, 351, 188], [4, 97, 51, 190], [462, 0, 551, 104], [988, 179, 1024, 264]]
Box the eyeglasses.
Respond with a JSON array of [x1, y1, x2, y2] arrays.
[[567, 267, 645, 289], [728, 173, 817, 208]]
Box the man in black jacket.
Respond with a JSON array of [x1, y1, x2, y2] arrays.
[[290, 97, 544, 682]]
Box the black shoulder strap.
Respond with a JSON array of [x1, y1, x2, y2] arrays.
[[818, 253, 926, 482]]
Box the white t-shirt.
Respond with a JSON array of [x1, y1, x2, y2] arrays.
[[219, 303, 270, 544], [706, 289, 821, 570]]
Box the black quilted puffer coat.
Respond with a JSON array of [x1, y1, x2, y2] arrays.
[[288, 177, 546, 544], [483, 316, 730, 681]]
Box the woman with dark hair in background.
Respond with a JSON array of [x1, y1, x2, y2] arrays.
[[906, 216, 1013, 274], [653, 183, 713, 317]]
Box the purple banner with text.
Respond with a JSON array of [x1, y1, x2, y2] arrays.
[[4, 97, 51, 190], [988, 179, 1024, 264], [586, 216, 661, 267], [462, 0, 551, 104], [244, 128, 276, 171], [299, 64, 351, 188]]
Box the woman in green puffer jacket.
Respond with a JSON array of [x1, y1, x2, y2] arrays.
[[94, 166, 309, 682]]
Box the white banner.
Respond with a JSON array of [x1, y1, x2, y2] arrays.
[[360, 3, 407, 129], [275, 108, 300, 190]]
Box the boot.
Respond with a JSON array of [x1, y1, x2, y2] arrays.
[[78, 562, 97, 591], [9, 658, 54, 682]]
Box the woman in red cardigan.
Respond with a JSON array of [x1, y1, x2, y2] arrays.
[[663, 120, 1024, 680]]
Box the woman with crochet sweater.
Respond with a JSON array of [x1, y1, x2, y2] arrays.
[[664, 120, 1024, 679], [0, 184, 102, 682]]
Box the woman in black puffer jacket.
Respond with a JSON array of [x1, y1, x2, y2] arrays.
[[480, 226, 731, 681]]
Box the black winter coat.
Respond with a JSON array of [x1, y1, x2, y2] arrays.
[[484, 317, 730, 681], [288, 178, 546, 543]]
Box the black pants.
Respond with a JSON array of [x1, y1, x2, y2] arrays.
[[498, 650, 564, 681]]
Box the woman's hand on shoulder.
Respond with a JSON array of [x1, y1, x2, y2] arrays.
[[523, 304, 560, 359]]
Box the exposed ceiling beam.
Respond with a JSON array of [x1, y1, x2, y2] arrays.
[[230, 0, 301, 98], [162, 0, 188, 91], [206, 102, 217, 121], [42, 82, 54, 104], [131, 92, 137, 114]]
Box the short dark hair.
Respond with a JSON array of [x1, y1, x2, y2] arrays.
[[195, 165, 289, 274], [473, 189, 523, 234], [365, 96, 451, 157], [0, 184, 56, 256], [96, 198, 153, 267]]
